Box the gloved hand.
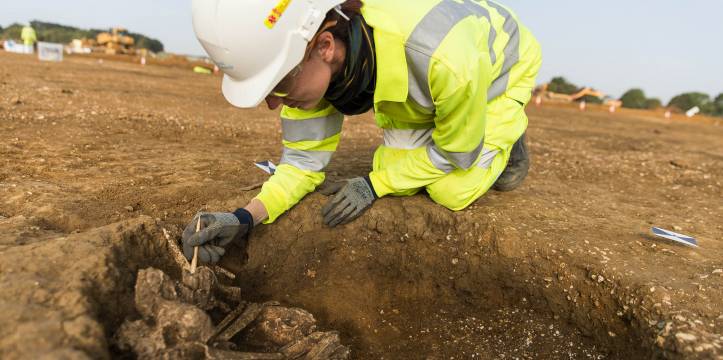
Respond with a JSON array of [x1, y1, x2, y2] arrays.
[[321, 176, 377, 227], [182, 208, 253, 265]]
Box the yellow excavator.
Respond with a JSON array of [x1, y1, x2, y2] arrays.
[[96, 27, 135, 55], [538, 83, 605, 102], [536, 83, 622, 108]]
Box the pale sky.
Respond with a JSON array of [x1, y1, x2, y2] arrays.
[[2, 0, 722, 102]]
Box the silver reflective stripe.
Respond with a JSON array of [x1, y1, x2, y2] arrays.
[[280, 147, 334, 172], [384, 128, 489, 171], [407, 63, 434, 111], [486, 1, 520, 101], [404, 0, 520, 173], [281, 113, 343, 142], [405, 0, 496, 110], [383, 128, 434, 149], [427, 145, 456, 174], [427, 141, 485, 173], [428, 145, 498, 173], [487, 17, 498, 65], [477, 148, 499, 169], [405, 0, 519, 106]]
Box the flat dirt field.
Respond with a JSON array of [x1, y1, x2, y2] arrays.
[[1, 52, 721, 359]]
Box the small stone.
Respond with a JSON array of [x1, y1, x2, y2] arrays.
[[451, 258, 459, 265], [598, 276, 605, 283], [712, 269, 722, 274], [650, 287, 656, 293], [543, 277, 553, 283], [675, 333, 697, 342], [694, 344, 714, 352], [656, 336, 665, 347], [124, 206, 135, 212], [673, 226, 682, 231]]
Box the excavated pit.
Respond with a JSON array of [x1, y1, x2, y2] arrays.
[[0, 206, 660, 359], [212, 199, 649, 359], [65, 202, 653, 359], [82, 199, 657, 359]]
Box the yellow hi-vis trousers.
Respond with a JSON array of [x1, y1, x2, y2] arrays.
[[373, 95, 527, 211]]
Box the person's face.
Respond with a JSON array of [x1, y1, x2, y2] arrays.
[[265, 31, 343, 111]]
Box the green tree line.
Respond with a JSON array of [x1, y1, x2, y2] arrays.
[[0, 21, 164, 53], [620, 88, 723, 116], [548, 76, 723, 117]]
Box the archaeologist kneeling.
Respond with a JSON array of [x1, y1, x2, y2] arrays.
[[183, 0, 542, 264]]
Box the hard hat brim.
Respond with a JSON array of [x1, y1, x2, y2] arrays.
[[221, 74, 272, 109], [220, 32, 307, 109]]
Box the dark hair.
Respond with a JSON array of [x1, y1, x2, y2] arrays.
[[320, 0, 364, 41]]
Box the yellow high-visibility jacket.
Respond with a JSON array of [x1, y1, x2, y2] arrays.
[[21, 26, 37, 45], [256, 0, 542, 223]]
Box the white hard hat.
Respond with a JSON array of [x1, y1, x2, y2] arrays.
[[192, 0, 344, 108]]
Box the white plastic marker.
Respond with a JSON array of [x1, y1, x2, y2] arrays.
[[685, 106, 700, 118], [190, 217, 201, 274], [651, 227, 698, 248], [255, 160, 277, 175]]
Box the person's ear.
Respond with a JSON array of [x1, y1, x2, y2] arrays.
[[315, 32, 336, 63]]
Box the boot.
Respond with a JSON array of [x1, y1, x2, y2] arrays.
[[492, 132, 529, 192]]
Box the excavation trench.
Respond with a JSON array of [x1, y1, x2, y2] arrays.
[[94, 199, 653, 359]]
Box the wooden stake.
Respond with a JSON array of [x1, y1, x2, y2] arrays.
[[190, 217, 201, 274]]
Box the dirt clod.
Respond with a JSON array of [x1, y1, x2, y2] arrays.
[[117, 268, 215, 358], [116, 268, 349, 359], [244, 306, 318, 348], [134, 268, 179, 318], [181, 267, 220, 310]]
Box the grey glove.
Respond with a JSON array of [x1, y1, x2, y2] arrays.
[[321, 177, 377, 227], [182, 209, 253, 264]]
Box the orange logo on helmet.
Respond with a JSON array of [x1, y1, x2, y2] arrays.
[[264, 0, 293, 29]]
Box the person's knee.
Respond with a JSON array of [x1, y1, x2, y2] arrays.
[[426, 157, 507, 211], [427, 186, 476, 211]]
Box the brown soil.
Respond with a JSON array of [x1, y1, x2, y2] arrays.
[[1, 51, 721, 359]]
